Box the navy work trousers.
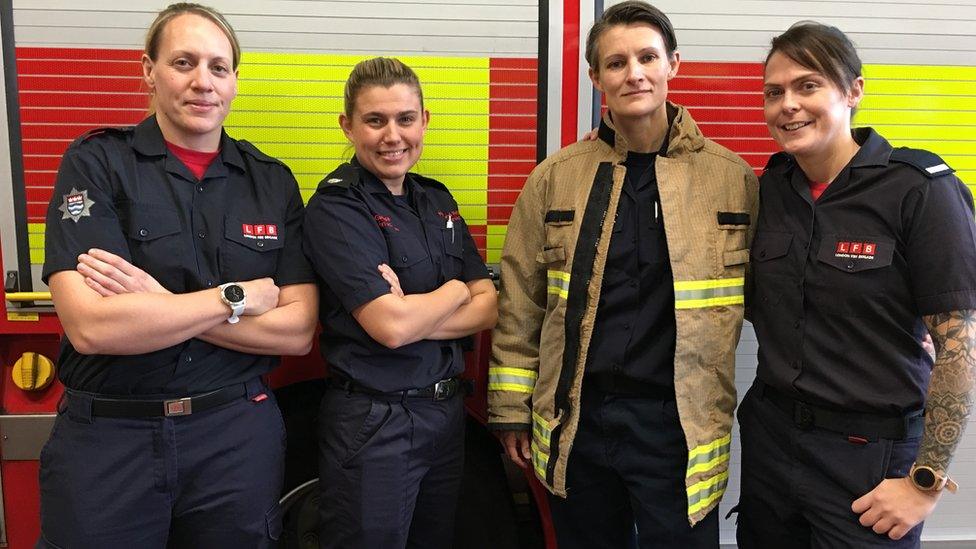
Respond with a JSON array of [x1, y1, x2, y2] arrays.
[[36, 378, 285, 549], [547, 387, 719, 549], [736, 381, 923, 548], [317, 386, 465, 549]]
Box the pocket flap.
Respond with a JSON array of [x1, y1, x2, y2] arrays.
[[389, 235, 429, 268], [126, 206, 180, 242], [817, 235, 894, 273], [751, 231, 793, 262], [545, 209, 575, 224], [224, 217, 285, 252], [724, 248, 750, 266], [717, 211, 750, 227], [536, 246, 566, 264]]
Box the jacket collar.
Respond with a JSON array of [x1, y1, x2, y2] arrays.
[[351, 156, 427, 198], [598, 102, 706, 158], [132, 115, 246, 173]]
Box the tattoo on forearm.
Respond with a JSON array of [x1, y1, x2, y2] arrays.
[[918, 310, 976, 471]]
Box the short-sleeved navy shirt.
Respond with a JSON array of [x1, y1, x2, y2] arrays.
[[42, 115, 315, 397], [302, 159, 490, 393], [586, 150, 676, 391], [750, 127, 976, 414]]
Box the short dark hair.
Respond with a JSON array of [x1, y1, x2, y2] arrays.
[[766, 21, 862, 93], [585, 1, 677, 70]]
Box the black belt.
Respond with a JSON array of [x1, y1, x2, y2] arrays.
[[68, 383, 249, 418], [328, 375, 464, 401], [757, 380, 924, 440], [584, 372, 674, 400]]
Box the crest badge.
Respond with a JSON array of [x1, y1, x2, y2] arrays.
[[58, 187, 95, 223]]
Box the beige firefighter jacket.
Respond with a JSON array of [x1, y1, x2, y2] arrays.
[[488, 104, 759, 525]]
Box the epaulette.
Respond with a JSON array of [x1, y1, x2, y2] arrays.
[[315, 162, 361, 192], [408, 172, 450, 193], [236, 139, 287, 167], [78, 126, 129, 143], [889, 148, 954, 178], [762, 151, 793, 174]]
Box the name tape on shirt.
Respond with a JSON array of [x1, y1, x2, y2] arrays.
[[374, 214, 400, 232], [835, 241, 877, 259], [437, 210, 462, 222], [242, 223, 279, 240]]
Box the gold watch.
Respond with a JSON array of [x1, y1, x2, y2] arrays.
[[909, 463, 958, 494]]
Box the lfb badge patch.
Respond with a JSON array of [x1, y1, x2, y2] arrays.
[[58, 187, 95, 223]]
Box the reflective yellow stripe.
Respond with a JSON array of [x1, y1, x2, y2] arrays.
[[547, 269, 570, 300], [488, 367, 537, 394], [674, 278, 744, 310], [687, 470, 729, 515], [531, 440, 549, 479], [531, 410, 552, 451]]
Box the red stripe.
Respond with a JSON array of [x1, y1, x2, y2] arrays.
[[670, 76, 762, 93], [489, 175, 530, 190], [678, 62, 764, 77], [489, 160, 536, 175], [488, 205, 514, 224], [681, 108, 765, 124], [488, 189, 522, 204], [489, 99, 537, 115], [18, 75, 144, 93], [27, 203, 47, 222], [488, 129, 536, 145], [738, 153, 774, 169], [17, 47, 142, 62], [25, 172, 56, 187], [488, 145, 535, 161], [560, 2, 580, 147], [20, 91, 149, 110], [26, 188, 53, 203], [24, 156, 65, 172], [668, 92, 762, 109], [489, 68, 538, 85], [490, 115, 536, 131], [710, 138, 781, 154], [22, 140, 71, 157], [695, 123, 773, 139], [18, 59, 142, 78], [490, 58, 538, 70], [20, 108, 144, 125], [489, 83, 537, 100]]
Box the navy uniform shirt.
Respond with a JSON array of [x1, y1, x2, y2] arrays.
[[42, 115, 315, 397], [302, 159, 490, 393], [750, 128, 976, 414], [585, 144, 677, 392]]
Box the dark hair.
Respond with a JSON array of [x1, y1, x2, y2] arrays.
[[585, 1, 677, 70], [766, 21, 862, 93], [343, 57, 424, 117], [145, 3, 241, 70]]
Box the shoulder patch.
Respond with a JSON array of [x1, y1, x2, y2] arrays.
[[408, 172, 450, 193], [889, 148, 954, 178], [236, 139, 286, 166], [763, 151, 792, 174], [316, 162, 361, 191]]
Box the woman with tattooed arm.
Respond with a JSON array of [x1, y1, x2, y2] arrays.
[[735, 21, 976, 548]]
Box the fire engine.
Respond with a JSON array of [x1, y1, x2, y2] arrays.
[[1, 1, 974, 547]]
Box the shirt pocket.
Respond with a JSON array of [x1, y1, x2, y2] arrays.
[[716, 210, 751, 275], [123, 204, 183, 291], [220, 216, 285, 281], [750, 230, 794, 307], [544, 209, 576, 250], [441, 221, 464, 280], [810, 234, 895, 317], [388, 233, 434, 294]]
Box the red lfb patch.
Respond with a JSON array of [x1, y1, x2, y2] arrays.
[[242, 224, 254, 235], [266, 224, 277, 236], [863, 242, 876, 256], [255, 224, 266, 236], [242, 223, 279, 240], [850, 242, 863, 254], [836, 241, 850, 254]]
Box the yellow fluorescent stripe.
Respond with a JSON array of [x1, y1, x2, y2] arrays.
[[675, 295, 744, 309], [252, 143, 488, 161], [689, 434, 732, 459], [491, 367, 539, 380], [230, 127, 488, 146], [673, 278, 744, 291], [487, 382, 533, 394], [228, 110, 490, 129], [859, 95, 976, 112], [28, 222, 45, 233], [30, 249, 44, 264], [862, 125, 976, 141], [242, 52, 489, 68], [547, 286, 569, 299], [687, 470, 730, 498], [234, 95, 489, 115], [487, 249, 502, 264], [883, 141, 976, 156], [238, 80, 489, 99], [864, 80, 976, 96], [862, 64, 976, 81], [686, 453, 731, 477], [855, 110, 976, 126], [688, 484, 727, 516], [546, 270, 571, 282], [28, 233, 44, 248]]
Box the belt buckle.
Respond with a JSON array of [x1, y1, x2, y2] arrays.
[[794, 402, 814, 430], [432, 380, 452, 401], [164, 397, 193, 416]]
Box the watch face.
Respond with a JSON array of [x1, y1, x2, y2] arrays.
[[223, 284, 245, 303], [913, 467, 936, 488]]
